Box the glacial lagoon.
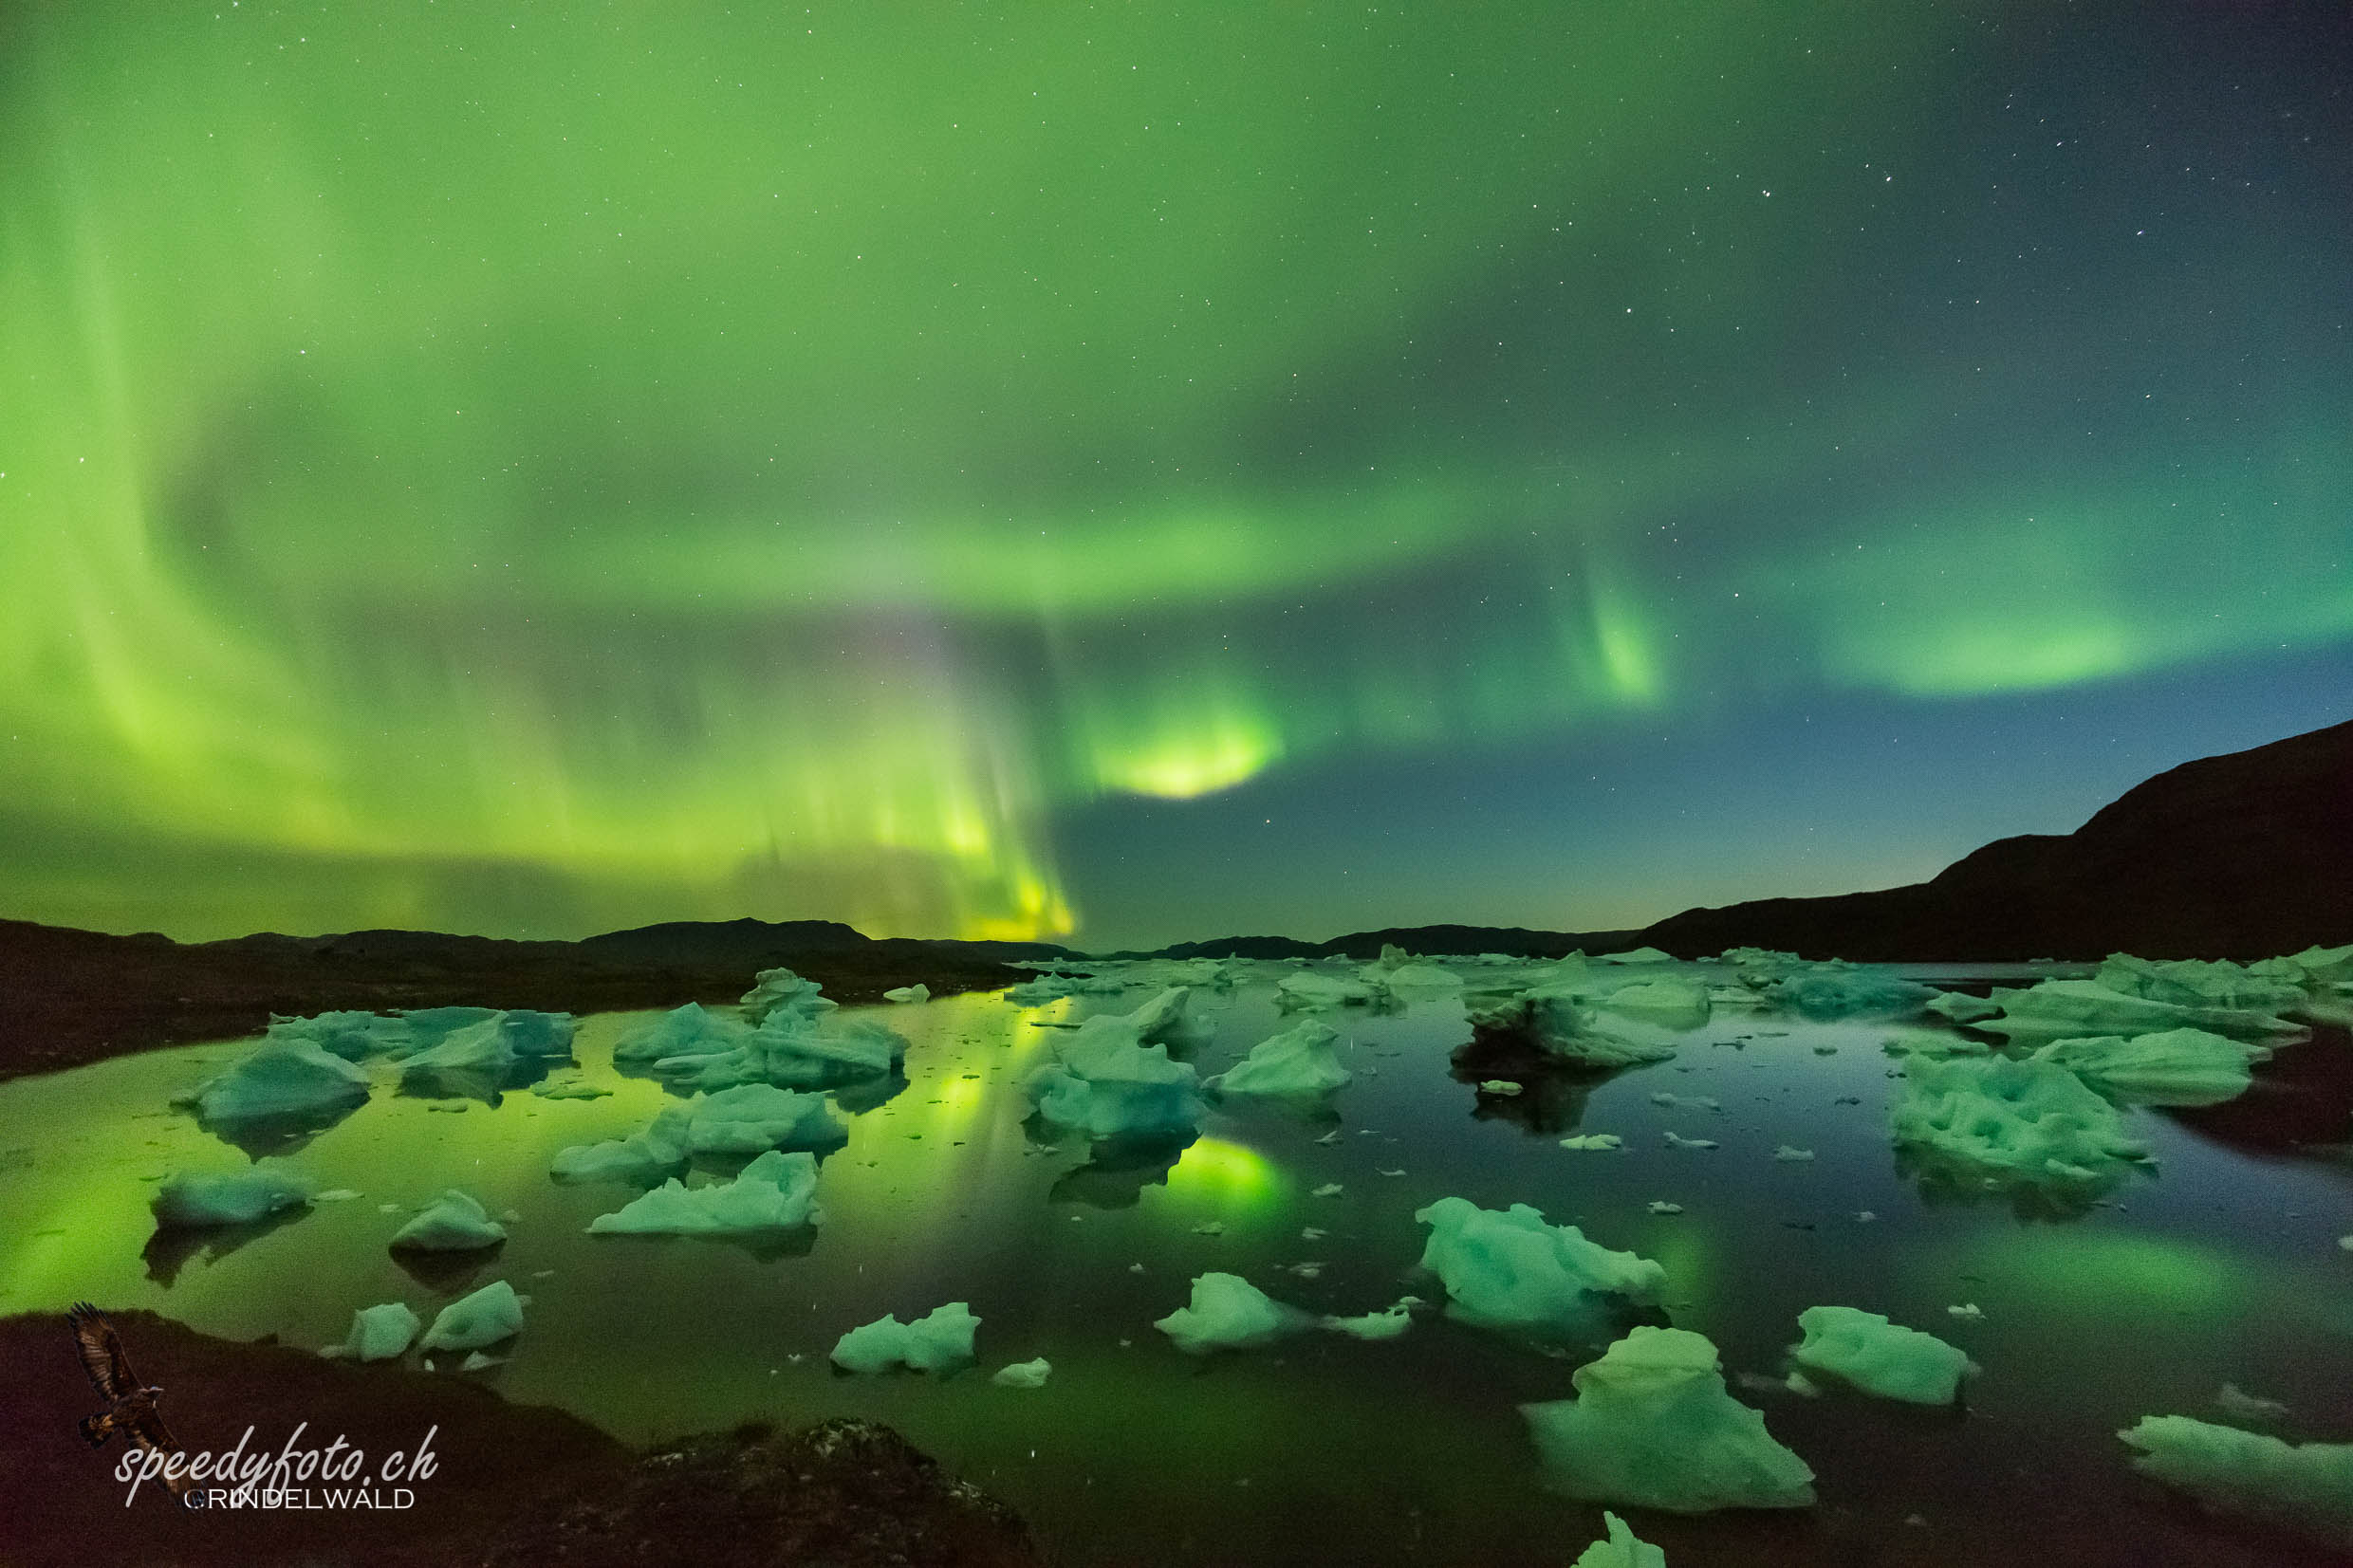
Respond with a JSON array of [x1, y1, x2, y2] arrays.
[[2, 960, 2348, 1566]]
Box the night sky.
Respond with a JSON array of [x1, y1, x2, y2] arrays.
[[2, 2, 2347, 950]]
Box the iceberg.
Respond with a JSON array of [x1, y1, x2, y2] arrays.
[[586, 1149, 824, 1235], [1596, 980, 1712, 1030], [1414, 1197, 1665, 1332], [174, 1041, 372, 1124], [830, 1301, 980, 1374], [655, 1013, 908, 1092], [2028, 1027, 2267, 1106], [550, 1102, 694, 1184], [1027, 1006, 1206, 1139], [991, 1357, 1052, 1389], [1978, 978, 2304, 1043], [324, 1302, 421, 1362], [881, 983, 931, 1004], [680, 1084, 847, 1156], [2119, 1415, 2353, 1548], [1521, 1326, 1816, 1513], [396, 1006, 500, 1055], [1276, 970, 1381, 1010], [418, 1280, 526, 1353], [151, 1165, 317, 1228], [1596, 948, 1677, 965], [1323, 1297, 1421, 1341], [1006, 977, 1078, 1005], [388, 1190, 508, 1252], [1890, 1055, 2150, 1192], [613, 1003, 750, 1062], [1205, 1019, 1352, 1098], [1787, 1305, 1974, 1404], [1573, 1513, 1667, 1568], [1154, 1272, 1310, 1354], [738, 967, 838, 1028], [2096, 953, 2309, 1014], [1925, 989, 2002, 1024], [2251, 942, 2353, 988], [1768, 970, 1937, 1022], [1465, 987, 1677, 1068], [265, 1010, 408, 1061]]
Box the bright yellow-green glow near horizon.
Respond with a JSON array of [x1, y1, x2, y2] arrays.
[[3, 3, 2347, 943]]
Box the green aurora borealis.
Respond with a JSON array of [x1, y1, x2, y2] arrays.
[[3, 3, 2347, 946]]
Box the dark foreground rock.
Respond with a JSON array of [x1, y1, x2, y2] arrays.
[[0, 917, 1028, 1083], [0, 1308, 1040, 1568]]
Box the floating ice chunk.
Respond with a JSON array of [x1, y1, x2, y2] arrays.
[[1947, 1302, 1982, 1320], [152, 1165, 316, 1228], [419, 1281, 526, 1353], [682, 1084, 847, 1155], [1191, 1221, 1226, 1236], [1154, 1272, 1310, 1353], [389, 1190, 508, 1251], [1979, 978, 2303, 1043], [1477, 1079, 1524, 1096], [395, 1006, 500, 1055], [1026, 1007, 1206, 1139], [2119, 1415, 2353, 1548], [266, 1010, 408, 1061], [1599, 980, 1712, 1030], [324, 1301, 420, 1362], [830, 1301, 980, 1374], [1415, 1197, 1666, 1331], [1890, 1055, 2149, 1188], [2028, 1028, 2267, 1106], [1663, 1132, 1717, 1151], [1312, 1183, 1344, 1197], [2096, 953, 2309, 1014], [882, 984, 931, 1004], [738, 968, 837, 1028], [1560, 1134, 1625, 1151], [1647, 1202, 1684, 1216], [1769, 971, 1937, 1022], [1772, 1146, 1816, 1163], [1006, 977, 1077, 1005], [587, 1149, 824, 1234], [1276, 970, 1379, 1010], [1206, 1020, 1352, 1098], [493, 1010, 576, 1057], [1925, 990, 2001, 1024], [991, 1357, 1052, 1389], [1385, 963, 1464, 989], [174, 1042, 372, 1124], [2217, 1384, 2290, 1424], [1649, 1092, 1719, 1111], [1788, 1306, 1974, 1405], [460, 1351, 505, 1372], [1597, 948, 1677, 965], [1467, 986, 1677, 1068], [1521, 1326, 1815, 1512], [2252, 943, 2353, 988], [1323, 1297, 1421, 1340], [1572, 1512, 1667, 1568], [530, 1075, 612, 1100], [655, 1010, 907, 1092], [398, 1018, 517, 1087], [1880, 1028, 1991, 1058], [613, 1003, 751, 1062], [2341, 1236, 2353, 1253], [550, 1102, 693, 1184]]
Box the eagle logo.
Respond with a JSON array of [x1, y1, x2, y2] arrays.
[[68, 1302, 194, 1501]]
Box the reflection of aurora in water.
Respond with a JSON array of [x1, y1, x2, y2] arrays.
[[4, 5, 2350, 945], [2, 978, 2349, 1565]]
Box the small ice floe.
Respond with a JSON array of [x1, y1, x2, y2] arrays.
[[1301, 1227, 1327, 1241], [323, 1302, 420, 1362], [1788, 1306, 1975, 1405], [1312, 1183, 1344, 1197], [882, 984, 931, 1004], [1191, 1221, 1227, 1236], [1855, 1211, 1877, 1223], [152, 1166, 316, 1229], [1286, 1262, 1325, 1280], [1314, 1130, 1342, 1146], [1205, 1019, 1352, 1098], [831, 1302, 980, 1374], [1129, 1263, 1145, 1273], [586, 1150, 823, 1235], [379, 1203, 402, 1214], [1415, 1198, 1664, 1331], [1571, 1511, 1666, 1568], [1646, 1202, 1684, 1216], [2216, 1383, 2290, 1423], [419, 1281, 527, 1354], [1771, 1145, 1816, 1163], [2338, 1235, 2352, 1252], [530, 1076, 612, 1100], [314, 1189, 361, 1203], [991, 1357, 1052, 1390], [1663, 1132, 1718, 1151], [1322, 1296, 1422, 1341], [2119, 1415, 2353, 1546], [460, 1351, 506, 1372], [1947, 1302, 1984, 1321], [389, 1190, 507, 1252], [172, 1040, 371, 1125], [1559, 1134, 1625, 1152], [1155, 1273, 1311, 1354], [531, 1269, 554, 1279]]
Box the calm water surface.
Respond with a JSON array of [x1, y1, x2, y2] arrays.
[[2, 964, 2347, 1566]]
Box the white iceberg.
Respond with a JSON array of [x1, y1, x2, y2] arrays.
[[550, 1102, 694, 1184], [1573, 1512, 1667, 1568], [1768, 970, 1937, 1021], [658, 1014, 908, 1092], [586, 1149, 824, 1234], [1596, 948, 1677, 965], [1978, 978, 2304, 1043], [2120, 1414, 2353, 1548], [1027, 1007, 1205, 1139], [174, 1042, 372, 1123], [1925, 990, 2002, 1024], [1323, 1298, 1421, 1341], [738, 967, 838, 1027], [1276, 970, 1380, 1010], [324, 1302, 420, 1362], [991, 1357, 1052, 1389], [389, 1190, 508, 1251], [265, 1010, 408, 1061], [1154, 1272, 1310, 1353], [613, 1003, 750, 1062], [830, 1301, 980, 1374], [882, 983, 931, 1004], [1890, 1055, 2150, 1188], [1465, 987, 1677, 1068], [1205, 1019, 1352, 1098], [1787, 1305, 1974, 1404], [2096, 953, 2309, 1014], [681, 1083, 847, 1155], [2028, 1027, 2267, 1106], [1597, 980, 1712, 1030], [1415, 1197, 1665, 1331], [418, 1280, 526, 1353], [151, 1165, 317, 1228], [1521, 1325, 1816, 1513], [1560, 1134, 1625, 1151]]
